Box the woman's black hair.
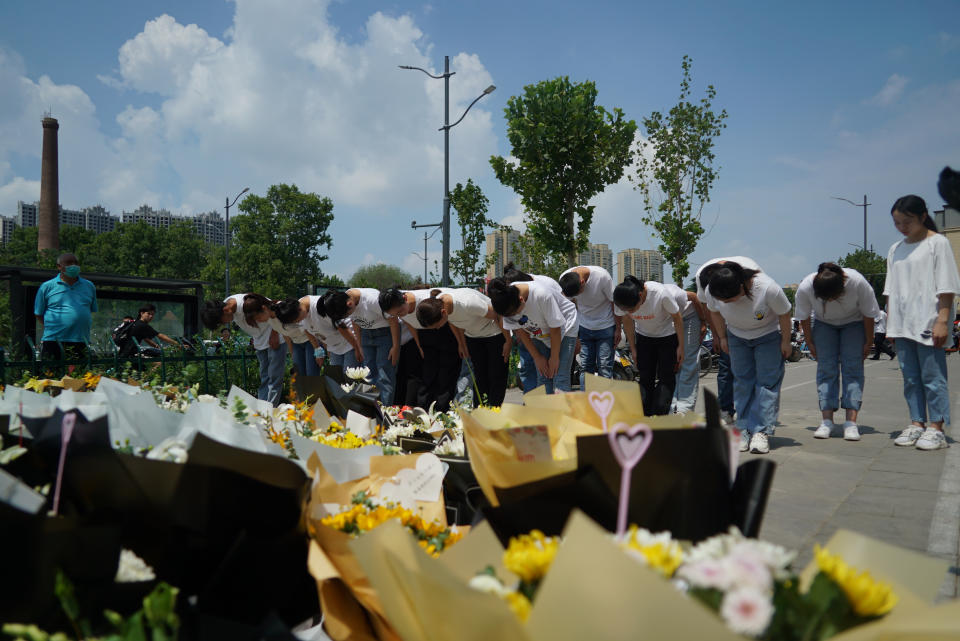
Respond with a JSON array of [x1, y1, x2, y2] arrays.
[[201, 300, 227, 330], [613, 275, 645, 309], [487, 277, 522, 316], [318, 291, 349, 327], [939, 167, 960, 211], [891, 194, 937, 232], [241, 293, 272, 327], [378, 287, 406, 314], [416, 289, 446, 327], [274, 298, 302, 324], [812, 262, 846, 302], [698, 263, 722, 291], [558, 272, 583, 297], [502, 262, 533, 283], [708, 262, 759, 300]]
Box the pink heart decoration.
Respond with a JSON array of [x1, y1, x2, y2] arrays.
[[588, 391, 615, 431], [607, 421, 653, 537]]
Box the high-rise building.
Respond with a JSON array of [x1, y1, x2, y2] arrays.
[[577, 242, 614, 274], [0, 216, 17, 244], [193, 211, 226, 246], [485, 228, 523, 279], [122, 204, 175, 228], [82, 205, 117, 233], [17, 201, 38, 228], [617, 248, 664, 284]]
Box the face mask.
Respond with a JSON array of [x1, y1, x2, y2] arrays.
[[64, 265, 81, 278]]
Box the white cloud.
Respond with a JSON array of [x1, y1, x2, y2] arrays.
[[0, 176, 40, 207], [938, 32, 959, 54], [866, 73, 908, 106]]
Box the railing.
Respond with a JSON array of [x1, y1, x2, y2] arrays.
[[1, 336, 261, 395]]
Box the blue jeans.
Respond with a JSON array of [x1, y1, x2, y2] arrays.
[[672, 315, 701, 413], [516, 339, 539, 393], [896, 338, 950, 424], [290, 341, 321, 377], [813, 320, 864, 411], [578, 324, 615, 388], [361, 327, 396, 404], [727, 330, 784, 436], [256, 342, 288, 407], [530, 336, 577, 394], [717, 350, 735, 414], [326, 349, 358, 369]]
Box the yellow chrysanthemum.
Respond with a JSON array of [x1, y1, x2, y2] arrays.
[[504, 591, 532, 621], [320, 501, 461, 557], [503, 530, 559, 584], [619, 525, 684, 577], [814, 545, 897, 617]]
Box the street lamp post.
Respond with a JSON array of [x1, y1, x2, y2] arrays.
[[832, 195, 870, 251], [224, 187, 250, 297], [399, 56, 495, 286], [412, 220, 442, 284]]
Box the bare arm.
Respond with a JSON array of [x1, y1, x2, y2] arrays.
[[388, 316, 401, 366], [861, 316, 874, 359], [407, 323, 424, 358], [449, 324, 469, 360], [156, 333, 180, 347], [800, 319, 814, 359], [934, 293, 955, 348], [711, 311, 729, 354], [778, 313, 793, 359], [622, 315, 637, 361], [671, 312, 684, 370]]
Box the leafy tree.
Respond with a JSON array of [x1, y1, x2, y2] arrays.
[[838, 248, 886, 305], [631, 56, 728, 285], [491, 77, 637, 267], [349, 263, 416, 290], [783, 286, 797, 311], [449, 179, 495, 287], [510, 223, 568, 279], [226, 184, 335, 298], [319, 274, 347, 288]]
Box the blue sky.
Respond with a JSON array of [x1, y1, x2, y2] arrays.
[[1, 0, 958, 286]]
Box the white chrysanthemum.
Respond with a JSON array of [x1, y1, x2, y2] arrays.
[[434, 434, 465, 457], [724, 549, 774, 592], [730, 540, 796, 580], [346, 366, 371, 381], [720, 587, 773, 637], [197, 394, 219, 403], [468, 574, 510, 598], [685, 526, 745, 564], [115, 549, 156, 583], [146, 438, 189, 463], [676, 559, 734, 591], [382, 422, 418, 445], [341, 383, 354, 393]]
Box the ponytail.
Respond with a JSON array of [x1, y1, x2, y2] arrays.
[[613, 275, 645, 309], [708, 262, 759, 300], [416, 289, 445, 327], [891, 194, 937, 232], [812, 262, 846, 303], [378, 287, 406, 314], [319, 290, 349, 327], [273, 298, 302, 324], [502, 262, 533, 283], [487, 277, 522, 316]]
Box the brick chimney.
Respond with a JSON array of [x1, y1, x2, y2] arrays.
[[38, 116, 60, 252]]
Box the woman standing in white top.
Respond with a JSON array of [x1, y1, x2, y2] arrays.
[[416, 288, 513, 406], [703, 263, 792, 454], [559, 266, 620, 386], [487, 276, 579, 394], [341, 288, 401, 405], [613, 276, 685, 416], [885, 196, 960, 451], [795, 264, 879, 441], [670, 285, 708, 414], [871, 309, 896, 360]]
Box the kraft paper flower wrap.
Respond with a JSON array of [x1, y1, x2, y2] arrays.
[[304, 450, 455, 641], [348, 509, 958, 641]]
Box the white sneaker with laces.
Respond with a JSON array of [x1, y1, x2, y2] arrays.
[[843, 421, 861, 441], [814, 420, 834, 439], [915, 428, 948, 451], [749, 432, 770, 454], [739, 430, 750, 452], [894, 425, 924, 446]]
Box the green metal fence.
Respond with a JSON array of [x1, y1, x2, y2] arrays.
[[0, 336, 261, 395]]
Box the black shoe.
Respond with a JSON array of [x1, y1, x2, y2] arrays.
[[870, 356, 879, 360]]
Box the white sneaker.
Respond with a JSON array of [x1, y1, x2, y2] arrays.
[[894, 425, 924, 446], [814, 420, 834, 439], [720, 411, 736, 427], [915, 428, 948, 451], [739, 430, 750, 452], [749, 432, 770, 454], [843, 422, 860, 441]]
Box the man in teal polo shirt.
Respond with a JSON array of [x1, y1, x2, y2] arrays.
[[34, 253, 98, 360]]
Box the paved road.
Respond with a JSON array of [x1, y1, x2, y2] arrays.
[[503, 353, 960, 599]]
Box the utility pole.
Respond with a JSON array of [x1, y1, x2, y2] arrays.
[[832, 195, 870, 251]]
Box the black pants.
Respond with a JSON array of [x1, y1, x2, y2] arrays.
[[872, 333, 896, 359], [466, 334, 508, 407], [40, 341, 87, 361], [634, 332, 679, 416], [394, 339, 424, 406], [417, 324, 461, 412]]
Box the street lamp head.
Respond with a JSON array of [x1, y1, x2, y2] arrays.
[[240, 187, 250, 196], [483, 85, 496, 95], [411, 220, 417, 228], [398, 65, 414, 70]]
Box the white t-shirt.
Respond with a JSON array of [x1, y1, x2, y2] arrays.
[[704, 272, 792, 339], [267, 317, 310, 344], [396, 289, 442, 330], [225, 294, 272, 351], [874, 310, 886, 335], [446, 288, 501, 339], [502, 280, 578, 344], [883, 233, 960, 345], [348, 288, 390, 330], [794, 268, 880, 326], [304, 297, 354, 354], [695, 256, 763, 299], [559, 266, 615, 330], [663, 283, 697, 319], [614, 281, 681, 338]]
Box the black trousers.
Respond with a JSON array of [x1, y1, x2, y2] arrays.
[[40, 341, 87, 361], [872, 333, 896, 359], [466, 334, 508, 407], [417, 324, 461, 412], [634, 332, 679, 416], [394, 339, 424, 406]]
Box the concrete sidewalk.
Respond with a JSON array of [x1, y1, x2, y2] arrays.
[[502, 353, 960, 599]]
